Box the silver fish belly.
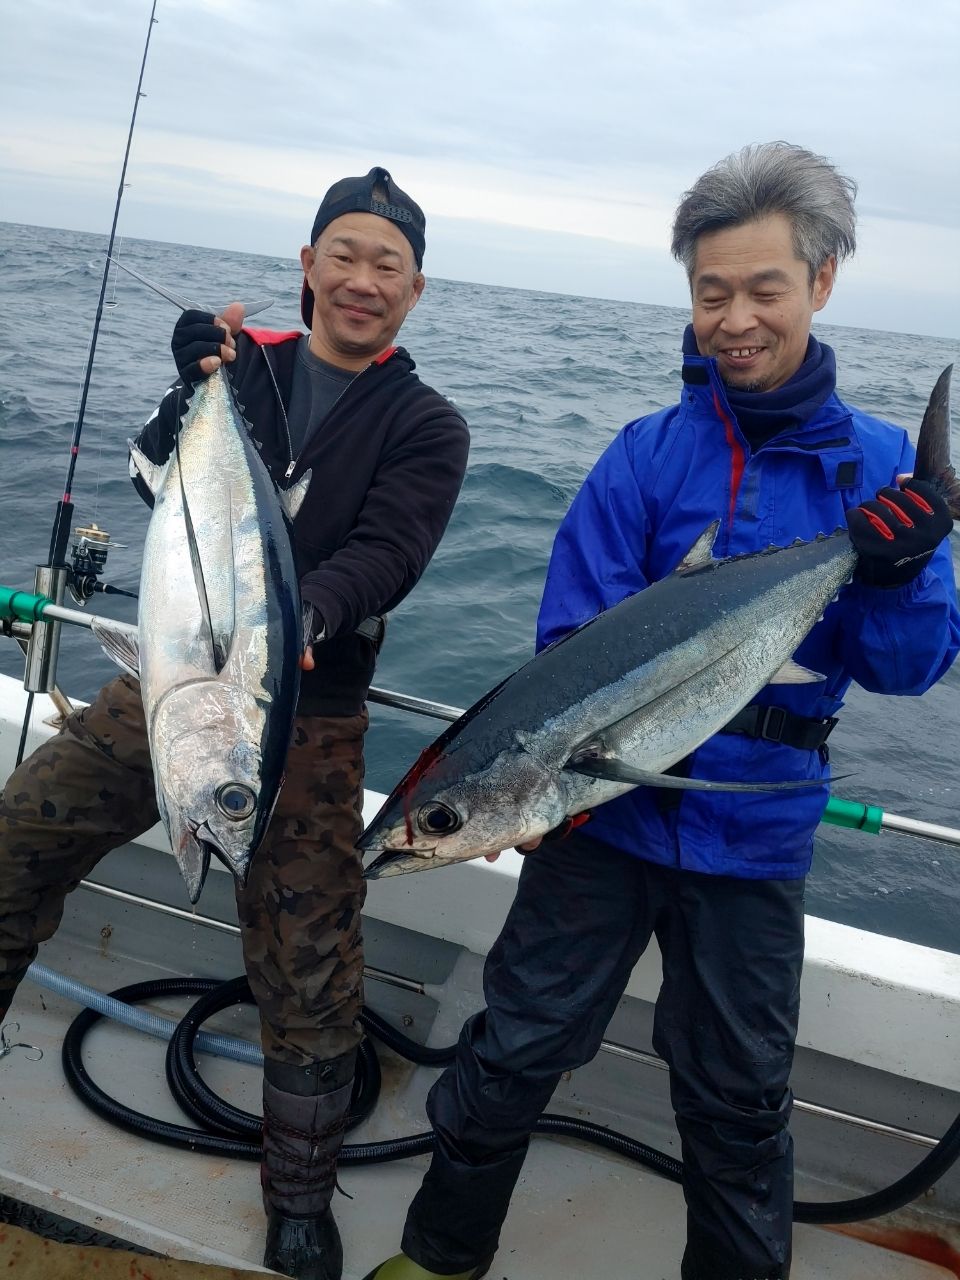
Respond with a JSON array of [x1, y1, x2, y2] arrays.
[[111, 370, 301, 902]]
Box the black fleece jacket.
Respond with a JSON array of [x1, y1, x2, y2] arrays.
[[133, 327, 469, 715]]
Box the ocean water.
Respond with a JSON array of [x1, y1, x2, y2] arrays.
[[1, 220, 958, 953]]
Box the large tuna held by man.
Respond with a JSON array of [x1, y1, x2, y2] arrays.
[[96, 368, 306, 902], [360, 366, 959, 878]]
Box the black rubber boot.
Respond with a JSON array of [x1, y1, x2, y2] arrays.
[[681, 1233, 791, 1280], [261, 1049, 356, 1280], [359, 1257, 491, 1280], [265, 1211, 342, 1280]]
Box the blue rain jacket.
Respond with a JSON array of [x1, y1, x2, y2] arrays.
[[536, 350, 960, 879]]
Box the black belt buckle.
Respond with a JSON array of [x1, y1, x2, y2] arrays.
[[819, 715, 839, 744], [356, 614, 387, 652], [758, 705, 787, 743]]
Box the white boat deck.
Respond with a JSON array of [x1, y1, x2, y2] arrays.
[[1, 680, 959, 1277], [0, 904, 953, 1279]]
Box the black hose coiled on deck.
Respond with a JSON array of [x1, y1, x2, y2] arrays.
[[63, 978, 261, 1161], [163, 976, 379, 1140], [62, 975, 960, 1222]]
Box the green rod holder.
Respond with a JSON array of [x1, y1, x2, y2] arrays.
[[0, 587, 52, 624], [822, 796, 883, 835]]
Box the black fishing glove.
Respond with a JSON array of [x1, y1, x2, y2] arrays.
[[171, 309, 230, 389], [847, 478, 953, 588]]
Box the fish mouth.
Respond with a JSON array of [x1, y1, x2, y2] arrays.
[[190, 821, 253, 892], [173, 824, 212, 905], [362, 846, 437, 880], [355, 825, 383, 853], [356, 822, 436, 856]]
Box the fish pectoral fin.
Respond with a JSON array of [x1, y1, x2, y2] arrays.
[[127, 439, 166, 496], [91, 621, 141, 678], [280, 470, 312, 521], [565, 756, 826, 793], [675, 521, 721, 573], [767, 658, 826, 684]]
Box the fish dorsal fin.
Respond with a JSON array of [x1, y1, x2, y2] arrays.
[[91, 620, 141, 679], [128, 439, 166, 497], [280, 469, 312, 521], [767, 658, 825, 685], [676, 521, 720, 573], [565, 756, 828, 793]]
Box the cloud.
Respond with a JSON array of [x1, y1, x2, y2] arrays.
[[3, 0, 958, 336]]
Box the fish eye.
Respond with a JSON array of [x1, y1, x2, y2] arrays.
[[216, 783, 257, 821], [417, 802, 461, 836]]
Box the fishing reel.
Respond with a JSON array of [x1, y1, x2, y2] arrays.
[[68, 524, 126, 604]]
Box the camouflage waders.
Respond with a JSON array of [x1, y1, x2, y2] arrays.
[[0, 672, 368, 1068]]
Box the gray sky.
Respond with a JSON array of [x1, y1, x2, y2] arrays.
[[3, 0, 958, 339]]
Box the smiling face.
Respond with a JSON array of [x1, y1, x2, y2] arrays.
[[299, 212, 425, 370], [690, 212, 835, 392]]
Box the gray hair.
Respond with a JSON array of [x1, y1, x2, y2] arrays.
[[671, 142, 858, 283]]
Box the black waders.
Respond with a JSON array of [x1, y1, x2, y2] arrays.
[[261, 1049, 356, 1280]]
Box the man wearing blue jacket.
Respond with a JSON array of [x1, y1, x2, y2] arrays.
[[365, 143, 960, 1280]]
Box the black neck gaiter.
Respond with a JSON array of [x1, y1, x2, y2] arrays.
[[683, 324, 838, 450]]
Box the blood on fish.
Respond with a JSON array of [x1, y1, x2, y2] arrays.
[[401, 740, 446, 845]]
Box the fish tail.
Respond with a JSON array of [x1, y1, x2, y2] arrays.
[[914, 365, 960, 517]]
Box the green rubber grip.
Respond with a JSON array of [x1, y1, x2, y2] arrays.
[[0, 586, 52, 623], [822, 796, 883, 835]]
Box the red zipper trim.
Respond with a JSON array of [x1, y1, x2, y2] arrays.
[[713, 388, 746, 532], [243, 327, 302, 345], [244, 330, 398, 368]]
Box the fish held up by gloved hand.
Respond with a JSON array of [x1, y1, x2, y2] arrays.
[[94, 367, 310, 902], [359, 366, 959, 879]]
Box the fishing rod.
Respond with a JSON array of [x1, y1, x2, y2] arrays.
[[48, 0, 160, 565], [20, 0, 159, 741], [106, 255, 275, 320], [13, 1, 159, 772], [3, 587, 959, 853]]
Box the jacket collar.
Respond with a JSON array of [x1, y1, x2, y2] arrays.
[[679, 329, 849, 439]]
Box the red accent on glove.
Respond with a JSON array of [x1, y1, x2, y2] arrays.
[[546, 811, 593, 842], [846, 478, 953, 588]]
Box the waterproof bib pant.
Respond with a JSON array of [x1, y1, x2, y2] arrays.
[[401, 831, 803, 1280], [0, 672, 368, 1066]]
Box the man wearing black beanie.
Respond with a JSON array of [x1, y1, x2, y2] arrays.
[[0, 167, 468, 1280]]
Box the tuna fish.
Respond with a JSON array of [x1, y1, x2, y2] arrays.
[[360, 366, 959, 878], [94, 369, 308, 902]]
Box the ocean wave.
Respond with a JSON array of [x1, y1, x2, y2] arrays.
[[1, 222, 958, 952]]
